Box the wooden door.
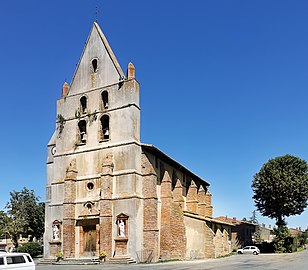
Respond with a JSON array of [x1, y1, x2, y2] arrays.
[[83, 225, 96, 257]]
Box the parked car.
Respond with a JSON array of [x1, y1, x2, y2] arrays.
[[0, 252, 35, 269], [237, 246, 260, 255]]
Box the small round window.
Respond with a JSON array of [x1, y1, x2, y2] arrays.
[[87, 182, 94, 190]]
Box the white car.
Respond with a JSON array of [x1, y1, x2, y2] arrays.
[[0, 252, 35, 269], [237, 246, 260, 255]]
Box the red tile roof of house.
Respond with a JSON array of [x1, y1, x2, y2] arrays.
[[214, 216, 255, 226]]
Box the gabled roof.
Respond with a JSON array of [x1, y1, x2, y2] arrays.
[[92, 22, 124, 78], [47, 131, 56, 146], [68, 22, 125, 96], [142, 144, 209, 187]]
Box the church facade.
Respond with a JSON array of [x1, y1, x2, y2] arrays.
[[44, 22, 232, 262]]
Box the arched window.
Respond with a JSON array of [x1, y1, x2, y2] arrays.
[[78, 120, 87, 143], [80, 96, 87, 114], [91, 58, 98, 73], [90, 58, 98, 88], [102, 91, 109, 109], [100, 115, 110, 140]]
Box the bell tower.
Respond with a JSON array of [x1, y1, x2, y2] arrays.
[[45, 22, 143, 261]]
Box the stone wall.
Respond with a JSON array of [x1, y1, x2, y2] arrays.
[[184, 216, 206, 259], [185, 214, 231, 259], [204, 222, 215, 258], [212, 227, 231, 258]]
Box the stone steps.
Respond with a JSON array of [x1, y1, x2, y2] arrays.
[[107, 256, 136, 264], [57, 258, 100, 265], [39, 256, 136, 265], [37, 258, 57, 265]]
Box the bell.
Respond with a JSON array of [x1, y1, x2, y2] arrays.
[[104, 129, 109, 136], [81, 132, 87, 142]]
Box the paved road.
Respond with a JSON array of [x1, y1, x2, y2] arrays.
[[37, 249, 308, 270]]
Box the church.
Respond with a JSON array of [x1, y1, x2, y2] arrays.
[[44, 22, 232, 263]]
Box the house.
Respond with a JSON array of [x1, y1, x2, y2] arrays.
[[215, 216, 256, 249], [259, 224, 274, 243], [44, 21, 232, 263], [0, 234, 37, 252], [289, 228, 304, 238]]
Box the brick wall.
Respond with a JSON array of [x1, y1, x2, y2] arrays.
[[204, 223, 215, 258], [170, 179, 186, 259], [186, 180, 198, 213], [204, 224, 231, 258], [160, 170, 173, 260], [197, 186, 206, 216], [62, 219, 76, 258], [99, 155, 113, 259], [214, 229, 224, 257], [173, 179, 184, 206], [63, 159, 77, 258], [170, 202, 186, 259], [142, 153, 159, 262], [160, 171, 186, 261], [223, 230, 229, 253], [205, 191, 213, 217]]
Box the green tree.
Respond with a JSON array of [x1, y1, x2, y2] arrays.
[[5, 187, 45, 246], [252, 154, 308, 228], [0, 211, 10, 239], [253, 225, 263, 244], [298, 229, 308, 247], [272, 226, 291, 253], [247, 211, 263, 244]]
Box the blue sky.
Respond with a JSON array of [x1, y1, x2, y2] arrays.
[[0, 0, 307, 230]]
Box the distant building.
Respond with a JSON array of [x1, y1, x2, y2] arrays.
[[215, 216, 257, 249], [0, 234, 36, 252], [44, 22, 232, 263], [289, 227, 304, 237], [259, 223, 274, 243]]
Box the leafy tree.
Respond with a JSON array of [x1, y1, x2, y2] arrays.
[[272, 226, 290, 252], [247, 211, 263, 244], [253, 225, 263, 244], [298, 230, 308, 247], [252, 154, 308, 228], [0, 211, 10, 239], [4, 187, 45, 246]]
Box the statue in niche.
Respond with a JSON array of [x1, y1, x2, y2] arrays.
[[87, 204, 92, 214], [119, 220, 125, 237], [53, 224, 60, 240]]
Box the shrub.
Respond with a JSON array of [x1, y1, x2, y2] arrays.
[[55, 252, 64, 261], [256, 242, 275, 253], [99, 251, 107, 260], [17, 242, 42, 257]]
